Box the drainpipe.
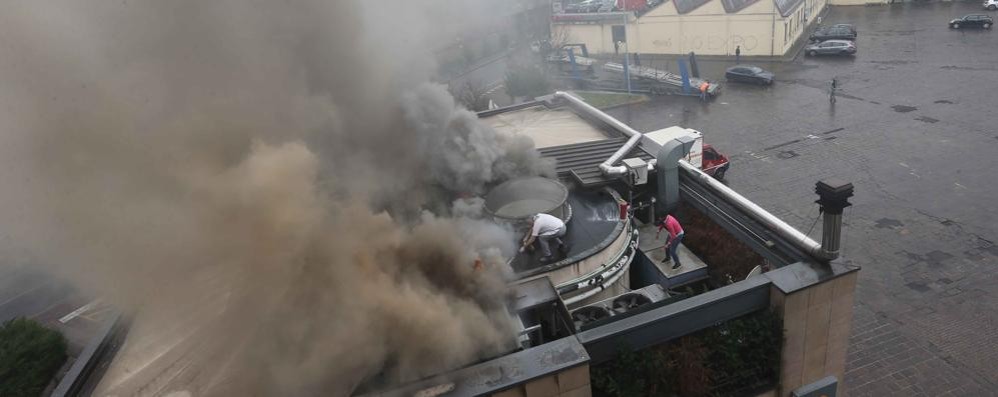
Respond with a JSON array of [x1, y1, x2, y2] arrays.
[[553, 91, 656, 175], [679, 161, 851, 262], [771, 3, 776, 56]]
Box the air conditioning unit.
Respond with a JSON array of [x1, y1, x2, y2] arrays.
[[612, 284, 668, 314], [611, 292, 653, 314], [570, 305, 613, 329], [569, 284, 668, 330]]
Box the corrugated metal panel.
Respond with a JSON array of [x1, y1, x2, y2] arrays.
[[539, 137, 655, 186]]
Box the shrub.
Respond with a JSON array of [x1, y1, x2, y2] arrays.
[[449, 80, 491, 111], [678, 203, 766, 286], [504, 64, 551, 100], [591, 309, 783, 397], [0, 318, 68, 397]]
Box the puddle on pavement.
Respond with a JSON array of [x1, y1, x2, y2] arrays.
[[905, 281, 931, 293], [869, 60, 916, 65], [875, 218, 904, 229], [776, 150, 798, 159]]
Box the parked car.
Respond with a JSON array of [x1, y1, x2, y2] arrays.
[[830, 23, 858, 36], [984, 0, 998, 11], [949, 14, 993, 29], [725, 65, 774, 85], [566, 0, 603, 12], [804, 40, 857, 57], [564, 1, 589, 12], [809, 26, 857, 42]]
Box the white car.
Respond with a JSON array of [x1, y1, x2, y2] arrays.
[[985, 0, 998, 10]]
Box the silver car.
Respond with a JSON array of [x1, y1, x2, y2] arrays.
[[805, 40, 857, 57]]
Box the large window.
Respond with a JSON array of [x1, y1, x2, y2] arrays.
[[774, 0, 805, 16], [612, 25, 626, 43]]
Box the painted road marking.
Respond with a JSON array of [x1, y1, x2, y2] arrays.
[[59, 298, 101, 324], [483, 81, 504, 96]]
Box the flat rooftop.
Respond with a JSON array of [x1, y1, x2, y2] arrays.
[[482, 105, 610, 149]]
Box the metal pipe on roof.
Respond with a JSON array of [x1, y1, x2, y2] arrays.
[[553, 91, 655, 175], [678, 160, 834, 261]]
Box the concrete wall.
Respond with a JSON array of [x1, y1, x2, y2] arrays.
[[491, 364, 591, 397], [632, 0, 779, 55], [770, 271, 857, 396], [518, 220, 633, 308], [554, 0, 827, 56]]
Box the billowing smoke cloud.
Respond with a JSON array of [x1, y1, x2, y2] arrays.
[[0, 0, 553, 395]]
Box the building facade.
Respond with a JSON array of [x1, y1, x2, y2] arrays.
[[552, 0, 832, 56]]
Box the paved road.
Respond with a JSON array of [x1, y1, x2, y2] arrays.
[[608, 2, 998, 395], [0, 263, 105, 355]]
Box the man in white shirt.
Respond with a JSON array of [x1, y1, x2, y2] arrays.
[[519, 213, 568, 263]]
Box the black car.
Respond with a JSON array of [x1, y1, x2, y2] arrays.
[[830, 23, 858, 36], [809, 26, 857, 42], [949, 14, 993, 29], [725, 65, 774, 85]]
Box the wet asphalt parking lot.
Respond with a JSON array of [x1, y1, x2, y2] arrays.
[[608, 2, 998, 395]]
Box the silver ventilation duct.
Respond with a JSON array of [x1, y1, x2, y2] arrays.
[[679, 161, 840, 261], [552, 91, 656, 176]]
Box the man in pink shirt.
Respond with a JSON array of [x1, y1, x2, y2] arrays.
[[655, 213, 685, 270]]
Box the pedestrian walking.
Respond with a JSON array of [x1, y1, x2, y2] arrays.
[[735, 46, 741, 64], [655, 214, 685, 270], [829, 77, 838, 103], [699, 81, 709, 102]]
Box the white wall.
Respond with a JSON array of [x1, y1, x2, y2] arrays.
[[829, 0, 884, 5], [554, 24, 614, 53], [555, 0, 829, 56]]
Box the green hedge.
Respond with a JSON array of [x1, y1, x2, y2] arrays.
[[0, 318, 68, 397], [505, 64, 551, 100], [591, 309, 783, 397], [678, 203, 767, 287]]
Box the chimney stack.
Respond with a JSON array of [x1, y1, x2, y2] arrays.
[[815, 179, 854, 261]]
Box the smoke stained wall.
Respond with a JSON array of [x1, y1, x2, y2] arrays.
[[0, 1, 552, 395]]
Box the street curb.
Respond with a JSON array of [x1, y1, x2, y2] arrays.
[[51, 311, 126, 397]]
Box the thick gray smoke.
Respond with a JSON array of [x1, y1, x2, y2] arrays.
[[0, 0, 553, 395]]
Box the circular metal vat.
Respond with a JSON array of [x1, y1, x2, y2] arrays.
[[484, 177, 569, 221]]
